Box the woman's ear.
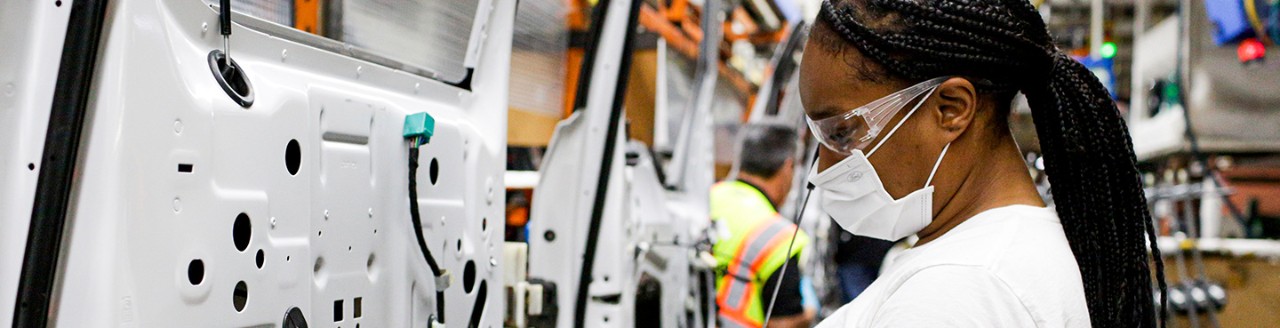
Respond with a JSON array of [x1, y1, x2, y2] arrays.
[[933, 77, 977, 142]]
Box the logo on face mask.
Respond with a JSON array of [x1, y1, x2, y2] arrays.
[[847, 171, 863, 182]]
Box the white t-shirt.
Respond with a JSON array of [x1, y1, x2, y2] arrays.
[[816, 205, 1091, 328]]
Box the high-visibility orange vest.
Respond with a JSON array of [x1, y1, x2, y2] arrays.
[[710, 181, 808, 328]]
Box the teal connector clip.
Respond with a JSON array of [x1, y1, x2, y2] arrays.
[[403, 112, 436, 146]]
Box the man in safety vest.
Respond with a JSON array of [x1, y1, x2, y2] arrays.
[[711, 123, 812, 328]]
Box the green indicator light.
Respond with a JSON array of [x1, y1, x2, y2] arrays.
[[1101, 42, 1118, 58]]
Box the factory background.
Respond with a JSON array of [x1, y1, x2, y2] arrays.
[[1, 0, 1277, 327]]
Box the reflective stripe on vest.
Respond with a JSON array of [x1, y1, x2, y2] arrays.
[[710, 180, 808, 327], [716, 218, 795, 327], [719, 309, 755, 328]]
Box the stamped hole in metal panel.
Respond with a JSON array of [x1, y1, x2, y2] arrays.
[[333, 299, 344, 322], [285, 139, 301, 175], [233, 213, 251, 252], [429, 157, 440, 185], [187, 259, 204, 285], [233, 281, 248, 312]]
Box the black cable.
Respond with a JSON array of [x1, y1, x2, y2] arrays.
[[408, 144, 448, 323], [409, 146, 443, 275], [1173, 1, 1249, 235], [762, 148, 820, 327], [1165, 12, 1248, 326], [761, 184, 813, 328], [1176, 95, 1249, 233]]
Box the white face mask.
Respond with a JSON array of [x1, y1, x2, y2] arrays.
[[807, 86, 949, 241]]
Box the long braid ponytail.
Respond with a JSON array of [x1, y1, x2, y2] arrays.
[[1027, 52, 1167, 328], [817, 1, 1166, 327]]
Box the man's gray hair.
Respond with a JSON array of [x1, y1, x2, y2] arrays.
[[737, 122, 799, 179]]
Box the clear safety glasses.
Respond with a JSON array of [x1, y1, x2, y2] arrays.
[[805, 77, 948, 155]]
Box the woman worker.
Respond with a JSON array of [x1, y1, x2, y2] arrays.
[[797, 0, 1165, 327]]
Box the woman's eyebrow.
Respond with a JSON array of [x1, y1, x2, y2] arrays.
[[809, 104, 848, 120]]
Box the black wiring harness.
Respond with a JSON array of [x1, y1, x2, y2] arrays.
[[408, 138, 449, 324]]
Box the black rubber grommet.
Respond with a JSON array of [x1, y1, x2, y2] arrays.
[[282, 307, 308, 328], [208, 50, 254, 108]]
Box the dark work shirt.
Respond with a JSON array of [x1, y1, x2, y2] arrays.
[[760, 256, 804, 318], [833, 226, 894, 270]]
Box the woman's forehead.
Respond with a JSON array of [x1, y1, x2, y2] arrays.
[[799, 45, 900, 119]]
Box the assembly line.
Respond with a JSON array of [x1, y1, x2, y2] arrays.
[[2, 0, 1279, 327]]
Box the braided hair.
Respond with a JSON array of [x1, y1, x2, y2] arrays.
[[813, 0, 1166, 327]]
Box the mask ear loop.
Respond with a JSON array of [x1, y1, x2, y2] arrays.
[[924, 143, 950, 188], [866, 84, 941, 158]]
